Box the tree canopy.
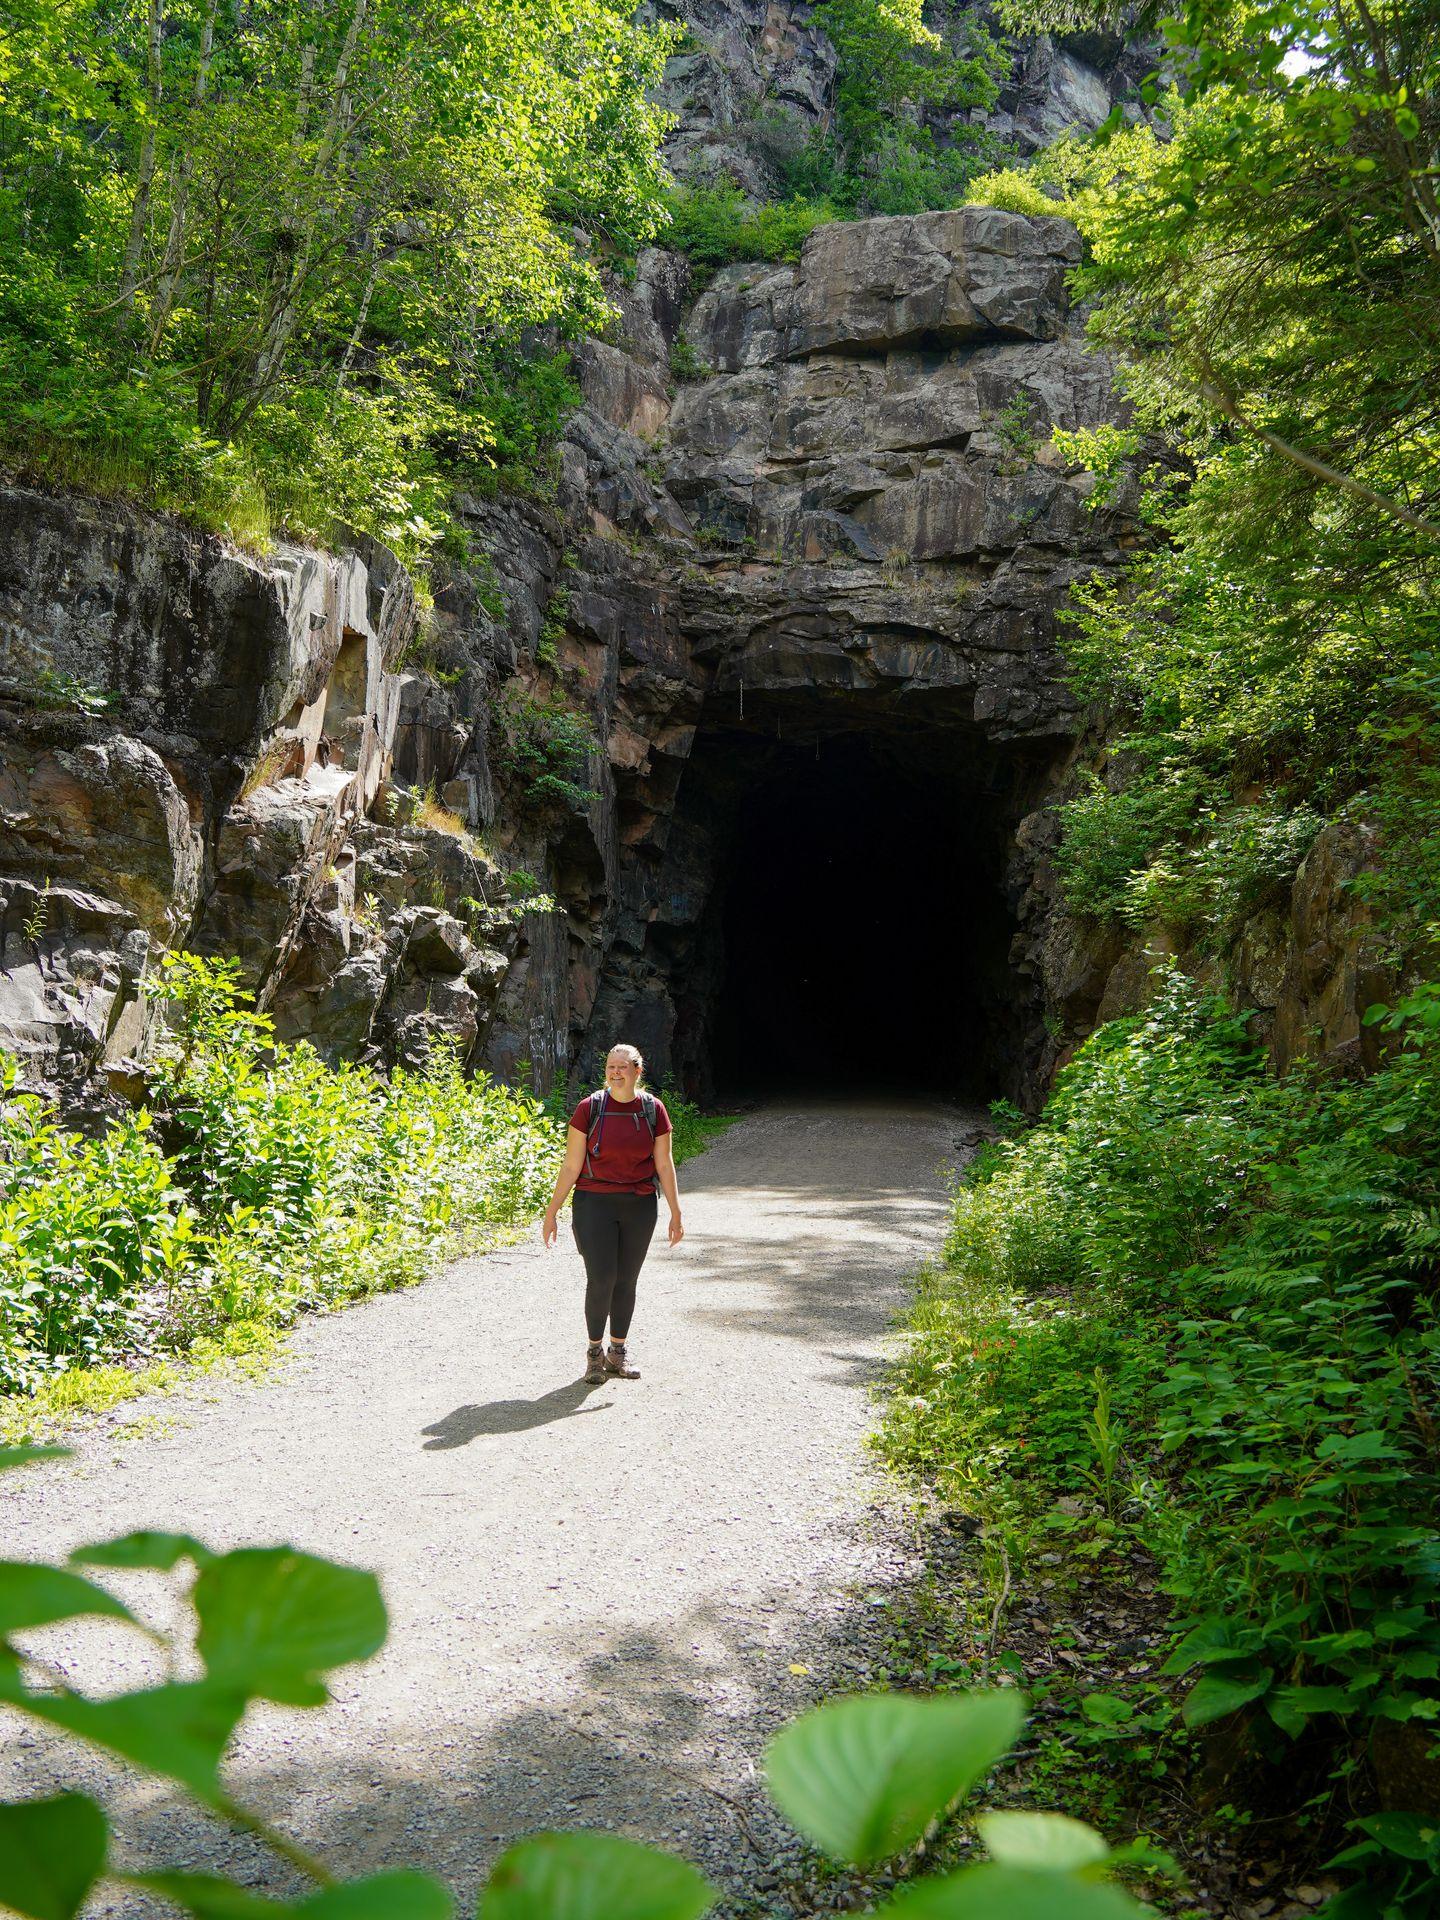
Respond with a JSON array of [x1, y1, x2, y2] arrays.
[[0, 0, 674, 558]]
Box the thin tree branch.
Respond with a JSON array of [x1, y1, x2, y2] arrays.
[[1194, 368, 1440, 543]]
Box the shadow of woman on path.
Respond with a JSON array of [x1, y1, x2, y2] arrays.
[[421, 1379, 611, 1448]]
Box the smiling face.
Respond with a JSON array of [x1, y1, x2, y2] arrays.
[[604, 1047, 642, 1101]]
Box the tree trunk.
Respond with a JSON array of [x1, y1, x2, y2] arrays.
[[116, 0, 165, 323], [147, 0, 220, 355], [244, 0, 368, 412]]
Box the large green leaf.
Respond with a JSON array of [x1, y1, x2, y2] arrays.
[[0, 1792, 108, 1920], [0, 1561, 138, 1636], [194, 1549, 387, 1703], [764, 1691, 1026, 1867], [1354, 1812, 1440, 1862], [302, 1873, 454, 1919], [132, 1870, 453, 1920], [124, 1877, 275, 1920], [0, 1447, 69, 1474], [878, 1864, 1149, 1919], [975, 1811, 1111, 1872], [18, 1680, 248, 1807], [480, 1831, 714, 1920], [72, 1532, 214, 1572], [1181, 1666, 1273, 1729]]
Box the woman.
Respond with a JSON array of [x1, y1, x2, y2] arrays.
[[542, 1044, 684, 1383]]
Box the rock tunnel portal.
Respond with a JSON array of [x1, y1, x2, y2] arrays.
[[615, 691, 1056, 1107]]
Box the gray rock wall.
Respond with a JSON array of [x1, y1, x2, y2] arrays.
[[0, 491, 519, 1105]]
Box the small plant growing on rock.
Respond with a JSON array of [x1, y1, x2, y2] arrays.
[[21, 879, 52, 946], [669, 333, 708, 382], [994, 394, 1040, 471], [492, 685, 598, 815]]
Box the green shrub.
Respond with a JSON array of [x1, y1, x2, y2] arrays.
[[663, 180, 838, 268], [963, 166, 1066, 218], [880, 971, 1440, 1900], [0, 955, 562, 1401], [492, 686, 598, 812]]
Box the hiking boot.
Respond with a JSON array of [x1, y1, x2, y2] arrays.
[[584, 1341, 607, 1384], [604, 1340, 640, 1379]]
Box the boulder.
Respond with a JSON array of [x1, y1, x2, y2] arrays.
[[789, 208, 1082, 354]]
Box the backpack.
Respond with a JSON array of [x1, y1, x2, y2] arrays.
[[584, 1087, 658, 1190]]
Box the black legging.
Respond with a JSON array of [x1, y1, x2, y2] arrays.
[[572, 1189, 658, 1341]]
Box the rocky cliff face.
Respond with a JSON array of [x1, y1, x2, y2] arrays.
[[0, 3, 1385, 1111]]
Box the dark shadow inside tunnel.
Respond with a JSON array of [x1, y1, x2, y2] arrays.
[[647, 701, 1050, 1105]]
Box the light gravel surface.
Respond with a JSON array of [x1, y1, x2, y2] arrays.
[[2, 1099, 963, 1912]]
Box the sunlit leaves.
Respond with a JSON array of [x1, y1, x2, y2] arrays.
[[480, 1833, 714, 1920], [0, 1561, 138, 1636], [975, 1810, 1112, 1872], [765, 1691, 1025, 1866], [194, 1548, 387, 1704]]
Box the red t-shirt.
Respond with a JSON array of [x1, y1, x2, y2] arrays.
[[569, 1093, 671, 1194]]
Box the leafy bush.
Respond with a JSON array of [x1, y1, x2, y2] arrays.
[[492, 686, 598, 812], [962, 167, 1065, 218], [812, 0, 1006, 212], [0, 1451, 1156, 1919], [881, 972, 1440, 1905], [663, 181, 839, 269], [0, 955, 561, 1400]]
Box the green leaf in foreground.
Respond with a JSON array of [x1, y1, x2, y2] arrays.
[[194, 1548, 387, 1704], [301, 1874, 454, 1920], [18, 1680, 248, 1807], [764, 1690, 1026, 1867], [0, 1561, 138, 1636], [0, 1792, 109, 1920], [72, 1532, 214, 1572], [1181, 1666, 1273, 1729], [480, 1831, 714, 1920], [132, 1870, 454, 1919], [0, 1447, 70, 1474], [975, 1810, 1111, 1872], [879, 1862, 1149, 1919]]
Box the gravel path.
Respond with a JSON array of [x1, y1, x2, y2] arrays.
[[2, 1099, 961, 1912]]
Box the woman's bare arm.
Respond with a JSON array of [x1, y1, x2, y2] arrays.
[[542, 1126, 589, 1248], [654, 1131, 684, 1245]]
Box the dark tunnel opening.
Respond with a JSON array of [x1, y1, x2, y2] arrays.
[[651, 703, 1049, 1106]]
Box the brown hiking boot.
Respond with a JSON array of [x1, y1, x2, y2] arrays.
[[584, 1341, 607, 1384], [604, 1340, 640, 1379]]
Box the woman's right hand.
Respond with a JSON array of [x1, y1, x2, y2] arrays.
[[541, 1209, 559, 1249]]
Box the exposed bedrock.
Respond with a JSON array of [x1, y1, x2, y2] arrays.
[[507, 205, 1140, 1102], [0, 489, 518, 1104]]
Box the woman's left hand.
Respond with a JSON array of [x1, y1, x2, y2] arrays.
[[668, 1212, 684, 1246]]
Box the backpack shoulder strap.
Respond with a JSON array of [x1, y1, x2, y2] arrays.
[[639, 1090, 657, 1136], [583, 1088, 607, 1179]]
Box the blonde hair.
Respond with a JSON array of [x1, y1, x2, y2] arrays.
[[606, 1043, 645, 1080]]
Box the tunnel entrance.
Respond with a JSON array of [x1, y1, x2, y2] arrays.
[[642, 697, 1051, 1106]]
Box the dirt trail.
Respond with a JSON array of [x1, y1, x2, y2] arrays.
[[2, 1099, 961, 1910]]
